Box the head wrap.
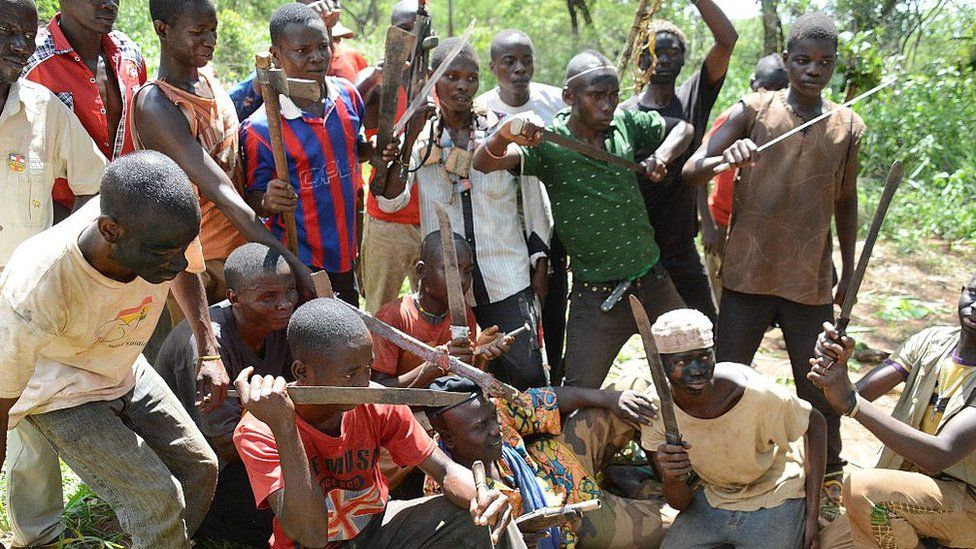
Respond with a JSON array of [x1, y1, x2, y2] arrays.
[[651, 308, 714, 354]]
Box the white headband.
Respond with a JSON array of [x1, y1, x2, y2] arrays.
[[564, 65, 617, 86]]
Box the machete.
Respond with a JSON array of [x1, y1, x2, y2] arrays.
[[371, 26, 416, 193], [435, 202, 471, 342], [629, 295, 683, 446], [393, 20, 477, 136], [228, 386, 472, 406], [510, 117, 643, 172], [341, 302, 519, 400]]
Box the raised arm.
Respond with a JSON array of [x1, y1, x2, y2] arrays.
[[694, 0, 738, 85], [133, 87, 316, 301], [235, 369, 329, 546], [682, 102, 752, 187], [810, 328, 976, 474]]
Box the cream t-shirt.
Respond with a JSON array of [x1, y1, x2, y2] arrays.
[[0, 199, 201, 428], [641, 363, 811, 511]]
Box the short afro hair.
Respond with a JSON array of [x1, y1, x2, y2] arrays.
[[564, 49, 615, 88], [287, 298, 369, 363], [270, 2, 327, 46], [419, 230, 472, 267], [646, 19, 687, 52], [149, 0, 214, 24], [431, 37, 479, 71], [224, 243, 290, 292], [787, 13, 838, 52], [751, 54, 788, 91], [99, 151, 200, 232], [490, 29, 534, 60]]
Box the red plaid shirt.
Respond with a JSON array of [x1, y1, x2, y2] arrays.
[[22, 14, 146, 207]]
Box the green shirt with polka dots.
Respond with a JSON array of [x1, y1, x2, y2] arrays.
[[519, 108, 665, 283]]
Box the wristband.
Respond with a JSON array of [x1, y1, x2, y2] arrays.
[[484, 140, 508, 160], [844, 392, 861, 418], [197, 355, 222, 362]]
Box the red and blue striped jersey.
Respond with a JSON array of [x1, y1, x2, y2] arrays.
[[241, 77, 365, 273]]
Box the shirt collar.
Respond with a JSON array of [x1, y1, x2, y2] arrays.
[[48, 13, 122, 63], [0, 80, 27, 122], [277, 78, 341, 120]]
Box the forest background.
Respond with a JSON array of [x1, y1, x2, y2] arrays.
[[1, 0, 974, 546]]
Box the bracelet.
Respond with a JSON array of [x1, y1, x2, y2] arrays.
[[484, 140, 508, 160], [197, 355, 222, 362], [844, 392, 861, 418]]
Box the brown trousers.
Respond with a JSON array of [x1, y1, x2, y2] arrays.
[[819, 469, 976, 548]]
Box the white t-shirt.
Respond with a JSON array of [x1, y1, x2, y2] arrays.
[[476, 82, 566, 125], [0, 200, 179, 428]]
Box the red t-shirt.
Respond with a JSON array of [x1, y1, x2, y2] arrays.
[[706, 108, 735, 228], [328, 43, 369, 83], [364, 86, 421, 225], [234, 403, 437, 548], [373, 295, 479, 377]]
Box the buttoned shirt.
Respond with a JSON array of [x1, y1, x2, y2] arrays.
[[23, 14, 145, 206], [381, 110, 551, 306], [0, 79, 106, 268]]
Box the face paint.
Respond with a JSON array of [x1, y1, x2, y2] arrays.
[[663, 348, 716, 396]]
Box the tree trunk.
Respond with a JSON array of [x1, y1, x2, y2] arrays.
[[761, 0, 783, 55]]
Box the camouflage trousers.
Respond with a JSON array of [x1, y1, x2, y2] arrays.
[[819, 469, 976, 548]]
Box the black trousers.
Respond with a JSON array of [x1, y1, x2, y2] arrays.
[[660, 246, 717, 324], [473, 287, 547, 390], [195, 460, 274, 548], [715, 288, 843, 473], [563, 263, 685, 389], [543, 231, 570, 384]]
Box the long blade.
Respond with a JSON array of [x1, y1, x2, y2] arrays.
[[393, 20, 477, 135], [836, 160, 904, 331], [541, 129, 642, 172], [629, 295, 682, 445], [435, 202, 470, 338], [342, 301, 519, 400], [759, 79, 893, 154], [712, 78, 894, 175], [372, 26, 416, 191], [229, 386, 471, 406]]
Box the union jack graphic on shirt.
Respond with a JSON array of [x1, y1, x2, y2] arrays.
[[325, 484, 386, 541]]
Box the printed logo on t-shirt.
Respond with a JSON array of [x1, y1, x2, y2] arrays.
[[92, 295, 154, 345], [324, 484, 386, 541], [308, 447, 386, 541]]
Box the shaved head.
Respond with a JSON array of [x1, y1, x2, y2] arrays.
[[490, 29, 533, 61], [564, 50, 616, 90]]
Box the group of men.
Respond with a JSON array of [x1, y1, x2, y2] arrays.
[[1, 0, 974, 547]]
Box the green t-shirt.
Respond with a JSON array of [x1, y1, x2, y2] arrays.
[[519, 108, 665, 283]]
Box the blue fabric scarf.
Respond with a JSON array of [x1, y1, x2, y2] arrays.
[[501, 445, 561, 549]]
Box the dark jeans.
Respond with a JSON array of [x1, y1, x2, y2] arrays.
[[660, 246, 717, 324], [563, 263, 685, 389], [715, 288, 843, 473], [662, 490, 806, 548], [196, 460, 274, 548], [544, 231, 569, 384], [473, 287, 547, 390]]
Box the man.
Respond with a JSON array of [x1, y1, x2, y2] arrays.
[[376, 38, 551, 389], [357, 0, 423, 315], [241, 3, 369, 306], [426, 376, 667, 548], [476, 28, 568, 380], [473, 50, 693, 389], [0, 152, 228, 548], [643, 309, 825, 548], [0, 1, 107, 545], [683, 13, 863, 486], [328, 18, 367, 82], [619, 0, 737, 324], [22, 0, 146, 223], [134, 0, 316, 310], [228, 0, 340, 122], [233, 298, 526, 548], [155, 242, 298, 548], [813, 272, 976, 548], [372, 231, 510, 389], [702, 54, 788, 305]]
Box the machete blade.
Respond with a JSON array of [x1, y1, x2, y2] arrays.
[[629, 295, 683, 446], [435, 202, 471, 341]]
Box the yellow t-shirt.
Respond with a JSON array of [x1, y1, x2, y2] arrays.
[[641, 363, 812, 511], [0, 199, 203, 428], [920, 359, 976, 435]]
